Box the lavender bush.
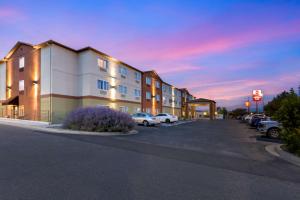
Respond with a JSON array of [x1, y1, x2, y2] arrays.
[[63, 107, 135, 133]]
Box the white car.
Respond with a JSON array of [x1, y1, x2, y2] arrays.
[[155, 113, 178, 123], [257, 120, 282, 139], [132, 113, 160, 126]]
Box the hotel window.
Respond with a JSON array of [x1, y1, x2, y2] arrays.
[[119, 106, 129, 113], [146, 108, 151, 114], [135, 72, 141, 81], [19, 80, 24, 91], [118, 85, 127, 95], [146, 91, 151, 100], [146, 77, 151, 85], [19, 57, 25, 69], [163, 96, 166, 104], [97, 58, 109, 71], [97, 80, 109, 91], [156, 81, 160, 88], [134, 89, 141, 97], [119, 66, 128, 77], [156, 94, 160, 101]]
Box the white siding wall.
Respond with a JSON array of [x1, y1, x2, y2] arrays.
[[41, 47, 51, 95], [78, 50, 141, 102], [51, 45, 79, 96], [0, 62, 6, 100]]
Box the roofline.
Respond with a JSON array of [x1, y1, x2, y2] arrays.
[[1, 39, 195, 96], [3, 41, 34, 60], [78, 47, 142, 73]]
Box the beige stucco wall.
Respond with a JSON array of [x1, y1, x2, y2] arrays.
[[41, 95, 141, 123], [162, 106, 181, 117], [81, 98, 141, 114], [41, 96, 80, 123]]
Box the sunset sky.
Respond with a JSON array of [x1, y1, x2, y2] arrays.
[[1, 0, 300, 109]]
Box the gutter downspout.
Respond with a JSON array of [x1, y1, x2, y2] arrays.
[[49, 43, 52, 124]]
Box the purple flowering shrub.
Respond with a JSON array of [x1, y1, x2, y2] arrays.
[[63, 107, 135, 132]]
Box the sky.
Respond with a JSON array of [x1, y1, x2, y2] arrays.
[[0, 0, 300, 109]]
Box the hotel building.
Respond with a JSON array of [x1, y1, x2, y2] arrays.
[[0, 40, 202, 123], [162, 82, 182, 117], [0, 40, 142, 123], [141, 70, 163, 115]]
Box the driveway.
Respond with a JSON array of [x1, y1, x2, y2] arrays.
[[0, 120, 300, 200]]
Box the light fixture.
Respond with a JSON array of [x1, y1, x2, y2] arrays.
[[33, 80, 38, 85], [7, 86, 11, 90]]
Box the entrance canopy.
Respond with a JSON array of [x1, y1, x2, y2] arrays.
[[186, 98, 216, 120], [2, 96, 19, 106]]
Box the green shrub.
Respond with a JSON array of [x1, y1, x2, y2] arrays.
[[281, 129, 300, 157]]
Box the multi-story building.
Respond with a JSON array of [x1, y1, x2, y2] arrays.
[[0, 40, 142, 123], [141, 70, 163, 115], [162, 82, 182, 117], [180, 88, 196, 119], [0, 40, 201, 123]]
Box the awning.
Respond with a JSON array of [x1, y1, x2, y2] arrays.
[[1, 96, 19, 106]]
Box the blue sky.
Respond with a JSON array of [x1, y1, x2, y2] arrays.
[[0, 0, 300, 109]]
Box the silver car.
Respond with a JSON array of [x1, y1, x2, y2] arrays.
[[132, 113, 160, 126]]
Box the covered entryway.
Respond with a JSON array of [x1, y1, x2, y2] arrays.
[[186, 98, 216, 120], [1, 96, 20, 119]]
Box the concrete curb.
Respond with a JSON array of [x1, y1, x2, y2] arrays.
[[0, 120, 138, 136], [265, 144, 300, 167]]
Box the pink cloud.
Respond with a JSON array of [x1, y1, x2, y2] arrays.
[[153, 64, 203, 75], [119, 19, 300, 64], [0, 7, 24, 21]]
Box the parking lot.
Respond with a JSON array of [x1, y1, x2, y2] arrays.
[[0, 120, 300, 200]]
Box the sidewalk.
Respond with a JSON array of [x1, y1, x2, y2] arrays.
[[0, 118, 137, 136]]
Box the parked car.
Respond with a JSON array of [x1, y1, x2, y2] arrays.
[[248, 114, 265, 125], [131, 113, 160, 126], [257, 120, 282, 139], [250, 115, 266, 127], [155, 113, 178, 123]]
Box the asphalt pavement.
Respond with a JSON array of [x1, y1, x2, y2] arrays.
[[0, 120, 300, 200]]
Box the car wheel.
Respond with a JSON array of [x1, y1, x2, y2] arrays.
[[143, 120, 149, 127], [267, 128, 280, 139], [165, 119, 171, 123]]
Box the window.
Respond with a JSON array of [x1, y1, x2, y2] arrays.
[[156, 94, 160, 101], [119, 106, 128, 113], [19, 57, 25, 69], [146, 91, 151, 100], [135, 72, 141, 81], [19, 80, 24, 91], [163, 96, 166, 104], [146, 77, 151, 85], [97, 80, 109, 91], [134, 89, 141, 97], [135, 107, 141, 113], [119, 66, 128, 77], [169, 87, 172, 94], [98, 58, 109, 71], [146, 108, 151, 113], [118, 85, 127, 95], [156, 81, 160, 88]]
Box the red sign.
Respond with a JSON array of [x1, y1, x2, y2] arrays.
[[252, 90, 263, 101]]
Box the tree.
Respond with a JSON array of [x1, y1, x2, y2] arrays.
[[229, 108, 247, 119], [273, 90, 300, 156], [264, 91, 290, 117]]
